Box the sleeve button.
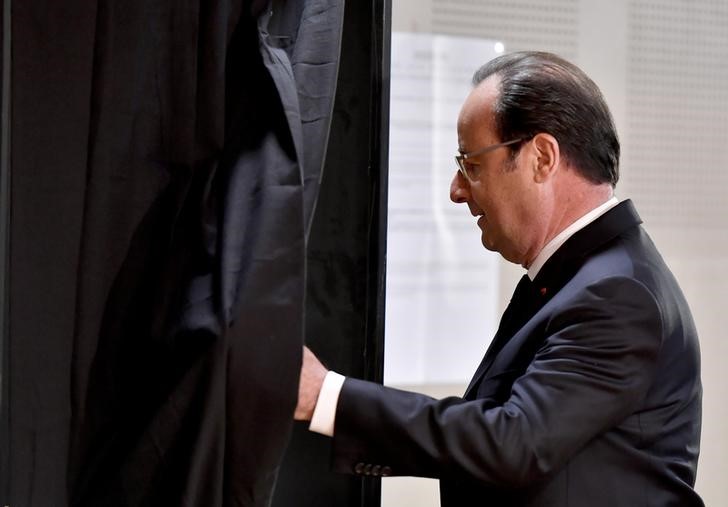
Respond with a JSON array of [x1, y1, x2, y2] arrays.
[[354, 462, 366, 474], [381, 466, 392, 477]]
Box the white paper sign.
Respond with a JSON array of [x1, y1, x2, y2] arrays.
[[384, 32, 505, 385]]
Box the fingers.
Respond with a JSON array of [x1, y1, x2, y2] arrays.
[[294, 346, 328, 421]]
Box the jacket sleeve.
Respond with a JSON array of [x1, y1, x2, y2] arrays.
[[331, 276, 664, 487]]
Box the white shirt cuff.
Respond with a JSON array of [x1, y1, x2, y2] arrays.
[[308, 370, 346, 437]]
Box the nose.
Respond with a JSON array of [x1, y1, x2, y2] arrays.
[[450, 171, 469, 204]]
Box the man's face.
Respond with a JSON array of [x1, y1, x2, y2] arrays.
[[450, 78, 546, 267]]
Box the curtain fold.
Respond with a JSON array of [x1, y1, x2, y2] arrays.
[[6, 1, 344, 506]]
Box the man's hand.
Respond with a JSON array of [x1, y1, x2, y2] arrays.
[[294, 346, 328, 421]]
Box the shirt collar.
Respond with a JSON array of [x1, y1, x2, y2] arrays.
[[527, 196, 620, 281]]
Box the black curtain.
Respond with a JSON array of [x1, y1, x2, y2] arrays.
[[0, 0, 393, 505], [272, 1, 390, 506]]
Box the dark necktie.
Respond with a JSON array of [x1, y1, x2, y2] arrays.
[[464, 274, 534, 398], [497, 274, 535, 340]]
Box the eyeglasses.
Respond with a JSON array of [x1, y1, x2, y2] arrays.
[[455, 138, 525, 181]]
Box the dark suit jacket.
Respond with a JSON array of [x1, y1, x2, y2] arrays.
[[331, 200, 703, 506]]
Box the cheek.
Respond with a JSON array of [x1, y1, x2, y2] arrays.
[[489, 188, 530, 237], [484, 187, 514, 218], [471, 167, 529, 220]]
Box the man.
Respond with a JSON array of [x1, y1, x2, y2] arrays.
[[295, 51, 704, 506]]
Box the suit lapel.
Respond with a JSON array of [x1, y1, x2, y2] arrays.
[[463, 200, 643, 400]]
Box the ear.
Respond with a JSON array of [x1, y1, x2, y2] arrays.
[[530, 133, 560, 183]]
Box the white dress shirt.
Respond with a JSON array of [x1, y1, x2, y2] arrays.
[[309, 196, 620, 437]]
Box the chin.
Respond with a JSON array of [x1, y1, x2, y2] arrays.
[[481, 236, 497, 253], [483, 237, 518, 264]]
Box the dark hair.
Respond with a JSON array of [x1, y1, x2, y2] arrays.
[[472, 51, 620, 186]]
